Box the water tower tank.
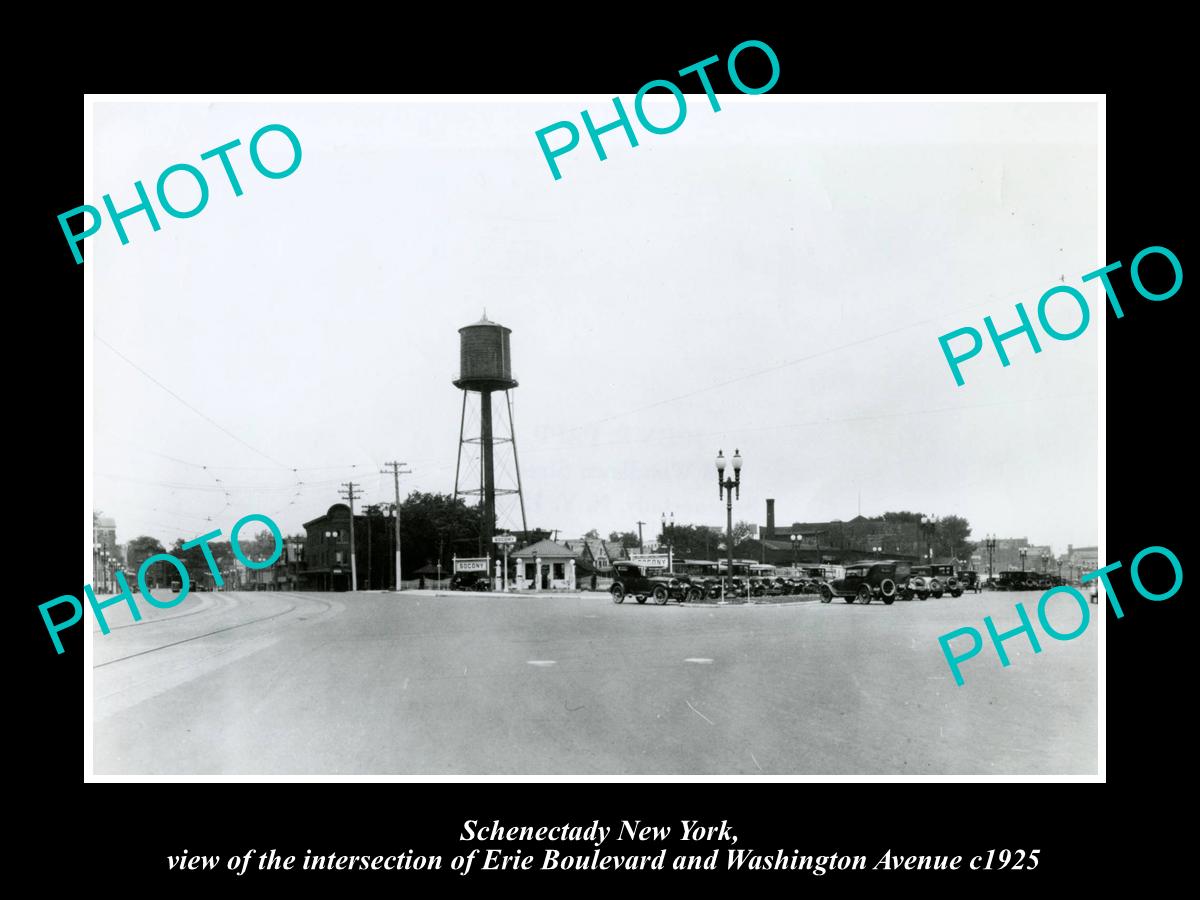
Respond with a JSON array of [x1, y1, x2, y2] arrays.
[[453, 312, 518, 391]]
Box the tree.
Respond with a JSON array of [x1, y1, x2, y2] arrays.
[[608, 530, 640, 549], [657, 523, 718, 559], [240, 528, 281, 564], [731, 520, 757, 548], [171, 536, 236, 588], [399, 491, 485, 577], [933, 515, 973, 560], [882, 511, 923, 524], [583, 528, 600, 539], [125, 536, 166, 581]]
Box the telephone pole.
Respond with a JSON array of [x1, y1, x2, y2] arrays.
[[636, 520, 646, 553], [339, 481, 362, 591], [381, 461, 411, 590]]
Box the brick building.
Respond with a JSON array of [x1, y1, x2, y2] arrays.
[[760, 499, 922, 564], [300, 503, 394, 591]]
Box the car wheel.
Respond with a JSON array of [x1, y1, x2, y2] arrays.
[[819, 585, 832, 603], [882, 593, 895, 605], [636, 595, 647, 604], [879, 578, 896, 600], [856, 586, 872, 604], [611, 585, 625, 604], [932, 591, 944, 599], [687, 587, 702, 603], [652, 586, 669, 605], [951, 589, 963, 598], [918, 592, 928, 601]]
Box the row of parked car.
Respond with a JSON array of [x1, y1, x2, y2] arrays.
[[819, 561, 981, 605], [609, 558, 985, 606], [610, 560, 835, 604]]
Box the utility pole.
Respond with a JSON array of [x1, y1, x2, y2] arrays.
[[339, 481, 362, 591], [636, 520, 645, 553], [381, 461, 411, 590]]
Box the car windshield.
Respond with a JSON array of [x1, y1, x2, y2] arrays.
[[845, 567, 867, 577]]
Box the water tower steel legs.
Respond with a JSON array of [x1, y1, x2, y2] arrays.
[[453, 391, 466, 503], [480, 390, 495, 545], [453, 388, 525, 547], [505, 390, 528, 537]]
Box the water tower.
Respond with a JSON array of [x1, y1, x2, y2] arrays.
[[453, 312, 527, 544]]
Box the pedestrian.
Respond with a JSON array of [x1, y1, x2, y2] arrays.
[[591, 573, 598, 591]]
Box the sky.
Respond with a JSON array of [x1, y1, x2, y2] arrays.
[[90, 98, 1099, 555]]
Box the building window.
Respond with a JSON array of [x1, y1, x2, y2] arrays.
[[336, 551, 344, 564], [553, 563, 565, 580]]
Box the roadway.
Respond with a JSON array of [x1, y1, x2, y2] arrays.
[[92, 588, 1097, 775]]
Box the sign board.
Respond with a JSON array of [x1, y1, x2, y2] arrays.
[[453, 557, 489, 573], [492, 535, 517, 545], [628, 554, 669, 568]]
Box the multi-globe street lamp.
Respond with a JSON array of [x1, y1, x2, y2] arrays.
[[985, 535, 997, 585], [790, 532, 801, 568], [661, 511, 675, 573], [716, 449, 742, 600], [1019, 547, 1028, 573], [921, 515, 937, 562]]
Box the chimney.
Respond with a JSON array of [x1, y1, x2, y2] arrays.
[[766, 499, 776, 536]]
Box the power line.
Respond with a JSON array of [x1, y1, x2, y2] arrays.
[[339, 481, 363, 591], [95, 333, 290, 469]]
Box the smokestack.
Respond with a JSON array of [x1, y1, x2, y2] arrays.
[[766, 499, 776, 536]]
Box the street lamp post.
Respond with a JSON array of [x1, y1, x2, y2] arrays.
[[1041, 551, 1049, 574], [1019, 547, 1028, 573], [790, 532, 800, 569], [716, 449, 742, 602], [661, 511, 674, 573], [921, 515, 937, 563], [985, 535, 997, 586]]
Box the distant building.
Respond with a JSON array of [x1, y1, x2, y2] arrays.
[[300, 504, 393, 591], [761, 500, 920, 564], [93, 514, 117, 556], [1061, 544, 1098, 580]]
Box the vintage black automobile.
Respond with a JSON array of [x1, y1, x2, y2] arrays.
[[995, 571, 1030, 591], [800, 567, 828, 594], [449, 572, 491, 591], [610, 562, 688, 605], [674, 560, 721, 601], [928, 564, 964, 597], [820, 560, 910, 605], [959, 570, 982, 593], [905, 565, 938, 600]]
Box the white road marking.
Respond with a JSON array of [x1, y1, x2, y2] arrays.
[[685, 658, 714, 664], [750, 752, 763, 772], [527, 660, 557, 666], [686, 700, 714, 725]]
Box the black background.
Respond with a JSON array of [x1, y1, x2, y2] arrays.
[[19, 21, 1187, 890]]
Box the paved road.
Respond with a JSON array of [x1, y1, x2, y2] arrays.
[[92, 589, 1097, 775]]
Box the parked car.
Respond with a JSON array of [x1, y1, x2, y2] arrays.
[[928, 564, 964, 598], [449, 572, 491, 591], [995, 571, 1029, 591], [610, 562, 687, 605], [905, 565, 939, 600], [821, 561, 910, 605], [674, 560, 721, 601], [959, 570, 982, 593]]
